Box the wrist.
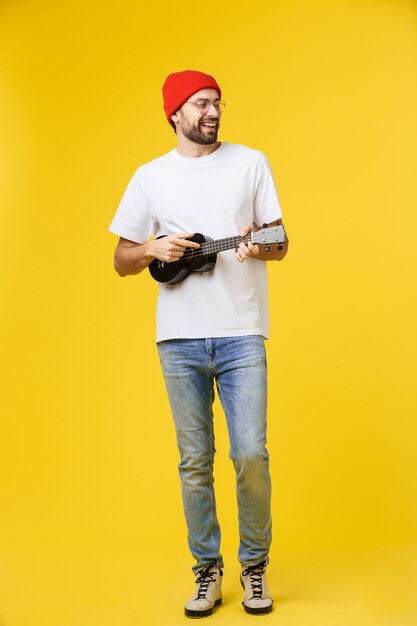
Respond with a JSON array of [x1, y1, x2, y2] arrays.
[[140, 239, 157, 263]]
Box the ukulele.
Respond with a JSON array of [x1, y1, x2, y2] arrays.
[[149, 224, 286, 285]]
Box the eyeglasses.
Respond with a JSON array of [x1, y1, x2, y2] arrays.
[[183, 99, 226, 113]]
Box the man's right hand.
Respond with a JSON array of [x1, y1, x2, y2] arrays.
[[149, 233, 200, 263], [114, 233, 200, 277]]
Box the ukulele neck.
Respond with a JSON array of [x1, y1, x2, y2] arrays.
[[200, 234, 250, 255]]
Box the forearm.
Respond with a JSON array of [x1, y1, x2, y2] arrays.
[[256, 236, 289, 261], [114, 241, 155, 277]]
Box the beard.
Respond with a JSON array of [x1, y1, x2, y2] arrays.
[[179, 115, 219, 145]]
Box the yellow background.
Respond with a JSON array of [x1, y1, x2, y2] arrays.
[[1, 1, 416, 624]]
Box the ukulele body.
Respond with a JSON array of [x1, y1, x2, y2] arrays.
[[148, 233, 217, 285]]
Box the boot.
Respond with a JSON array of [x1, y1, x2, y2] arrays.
[[240, 558, 273, 614], [185, 560, 223, 618]]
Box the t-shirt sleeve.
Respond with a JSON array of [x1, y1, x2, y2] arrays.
[[108, 170, 157, 243], [253, 152, 283, 227]]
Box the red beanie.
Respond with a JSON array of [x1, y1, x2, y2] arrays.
[[162, 70, 221, 127]]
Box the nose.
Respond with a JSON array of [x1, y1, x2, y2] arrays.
[[206, 102, 220, 116]]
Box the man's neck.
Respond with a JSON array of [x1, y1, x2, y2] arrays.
[[175, 138, 221, 158]]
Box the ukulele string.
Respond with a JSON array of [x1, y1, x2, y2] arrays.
[[179, 234, 252, 261]]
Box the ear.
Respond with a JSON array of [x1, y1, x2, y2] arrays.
[[171, 112, 179, 125]]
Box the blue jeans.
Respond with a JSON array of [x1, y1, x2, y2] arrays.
[[157, 335, 272, 573]]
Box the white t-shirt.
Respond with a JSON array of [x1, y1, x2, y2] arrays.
[[109, 142, 282, 342]]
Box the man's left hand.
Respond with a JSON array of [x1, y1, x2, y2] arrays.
[[235, 226, 259, 263]]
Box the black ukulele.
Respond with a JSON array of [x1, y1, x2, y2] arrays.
[[149, 224, 286, 285]]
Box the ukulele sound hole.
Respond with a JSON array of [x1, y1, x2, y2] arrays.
[[184, 247, 202, 268]]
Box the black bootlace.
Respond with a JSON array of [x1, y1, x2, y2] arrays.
[[241, 558, 268, 599], [195, 560, 222, 600]]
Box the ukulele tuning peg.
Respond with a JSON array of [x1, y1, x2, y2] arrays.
[[262, 223, 268, 229], [265, 246, 270, 252]]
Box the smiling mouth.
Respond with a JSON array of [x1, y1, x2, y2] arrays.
[[200, 121, 217, 130]]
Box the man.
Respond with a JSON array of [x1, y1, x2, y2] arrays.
[[109, 70, 288, 617]]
